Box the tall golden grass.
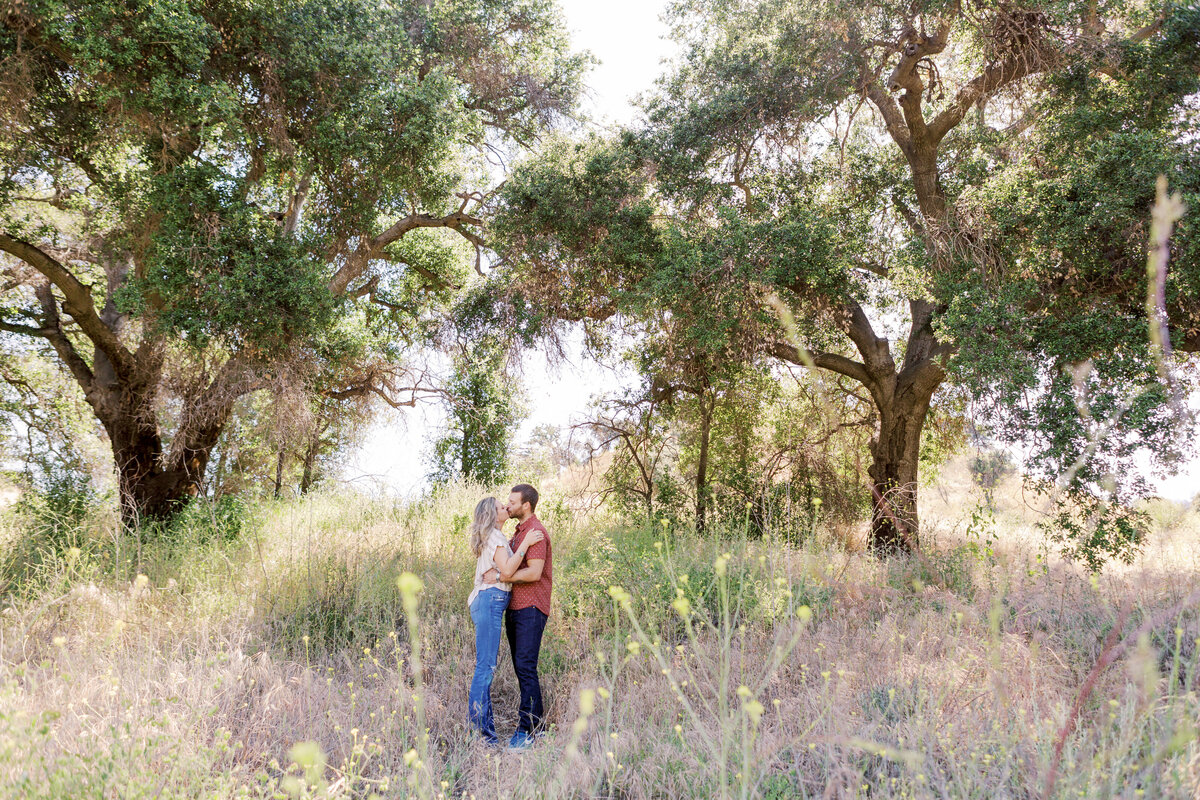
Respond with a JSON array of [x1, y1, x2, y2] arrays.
[[0, 466, 1196, 798]]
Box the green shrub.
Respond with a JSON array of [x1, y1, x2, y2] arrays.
[[169, 495, 250, 546], [259, 553, 407, 657], [886, 546, 977, 600], [0, 474, 107, 596]]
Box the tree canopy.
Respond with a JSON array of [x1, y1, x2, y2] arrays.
[[492, 0, 1200, 562]]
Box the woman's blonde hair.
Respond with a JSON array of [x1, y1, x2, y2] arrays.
[[469, 497, 499, 557]]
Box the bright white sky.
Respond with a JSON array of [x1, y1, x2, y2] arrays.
[[344, 0, 1200, 502]]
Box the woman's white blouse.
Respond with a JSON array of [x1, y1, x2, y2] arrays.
[[468, 528, 512, 608]]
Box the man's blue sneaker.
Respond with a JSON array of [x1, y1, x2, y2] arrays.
[[507, 731, 534, 751]]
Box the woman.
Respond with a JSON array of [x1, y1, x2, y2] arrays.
[[467, 496, 544, 744]]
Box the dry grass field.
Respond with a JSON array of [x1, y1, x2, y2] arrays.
[[0, 459, 1197, 799]]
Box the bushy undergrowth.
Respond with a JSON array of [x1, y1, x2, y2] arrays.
[[0, 480, 1197, 798]]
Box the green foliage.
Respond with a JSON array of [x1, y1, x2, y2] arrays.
[[862, 682, 921, 725], [0, 474, 101, 594], [510, 423, 584, 479], [490, 134, 662, 326], [12, 472, 96, 544], [164, 495, 249, 546], [646, 0, 858, 196], [1041, 488, 1150, 572], [497, 131, 870, 538], [970, 448, 1014, 493], [0, 0, 585, 518], [428, 336, 525, 486], [934, 4, 1200, 564], [682, 367, 873, 535], [263, 553, 404, 656], [119, 165, 337, 355], [583, 362, 875, 537], [495, 133, 846, 361]]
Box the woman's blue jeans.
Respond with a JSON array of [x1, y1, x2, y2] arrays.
[[468, 587, 509, 742]]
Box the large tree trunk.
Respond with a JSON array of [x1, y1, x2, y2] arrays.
[[300, 434, 319, 494], [1, 239, 256, 530], [865, 302, 945, 554], [112, 431, 209, 525], [102, 378, 235, 527], [867, 395, 928, 553], [770, 295, 947, 554]]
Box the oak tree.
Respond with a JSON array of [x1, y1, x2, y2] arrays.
[[494, 0, 1200, 557], [0, 0, 585, 522]]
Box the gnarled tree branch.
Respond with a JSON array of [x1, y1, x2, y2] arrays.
[[282, 172, 314, 236], [33, 282, 97, 400], [929, 55, 1034, 144], [0, 234, 134, 376], [767, 340, 871, 385], [327, 210, 485, 295]]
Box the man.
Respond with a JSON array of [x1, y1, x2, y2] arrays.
[[489, 483, 552, 749]]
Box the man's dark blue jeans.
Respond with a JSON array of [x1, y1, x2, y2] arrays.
[[505, 605, 548, 735]]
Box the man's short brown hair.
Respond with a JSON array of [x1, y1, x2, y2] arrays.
[[511, 483, 539, 513]]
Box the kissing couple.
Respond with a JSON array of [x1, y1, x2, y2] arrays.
[[465, 483, 553, 750]]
